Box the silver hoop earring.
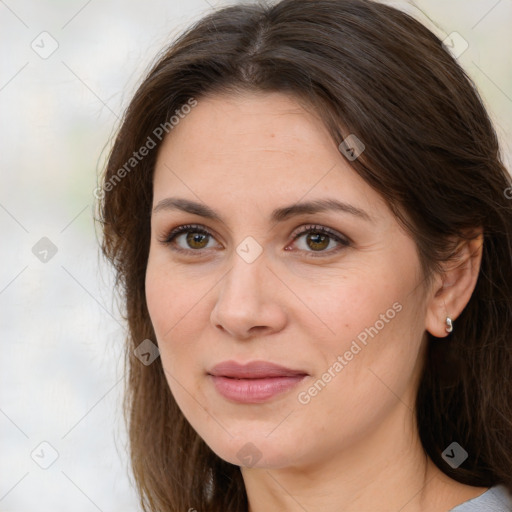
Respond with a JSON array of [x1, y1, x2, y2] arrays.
[[445, 316, 453, 333]]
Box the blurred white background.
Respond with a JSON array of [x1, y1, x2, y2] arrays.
[[1, 0, 510, 510]]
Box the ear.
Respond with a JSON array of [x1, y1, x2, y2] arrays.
[[425, 230, 484, 338]]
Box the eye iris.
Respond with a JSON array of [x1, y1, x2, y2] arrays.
[[307, 232, 329, 251], [186, 232, 208, 249]]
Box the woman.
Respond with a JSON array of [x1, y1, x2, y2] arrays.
[[98, 0, 512, 510]]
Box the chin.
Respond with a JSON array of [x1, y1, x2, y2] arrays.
[[202, 430, 304, 469]]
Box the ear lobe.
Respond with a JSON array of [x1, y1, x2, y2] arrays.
[[425, 230, 484, 338]]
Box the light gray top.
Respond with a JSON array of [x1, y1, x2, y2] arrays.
[[449, 484, 512, 511]]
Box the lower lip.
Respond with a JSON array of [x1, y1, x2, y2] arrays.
[[210, 375, 307, 403]]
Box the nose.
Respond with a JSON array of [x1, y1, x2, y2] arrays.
[[210, 251, 287, 340]]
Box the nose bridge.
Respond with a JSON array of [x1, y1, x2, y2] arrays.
[[211, 242, 286, 337], [221, 245, 266, 303]]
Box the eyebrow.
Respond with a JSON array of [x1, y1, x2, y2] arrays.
[[152, 197, 372, 223]]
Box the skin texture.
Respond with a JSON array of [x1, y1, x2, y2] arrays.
[[145, 91, 486, 511]]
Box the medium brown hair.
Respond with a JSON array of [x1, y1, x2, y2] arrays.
[[97, 0, 512, 510]]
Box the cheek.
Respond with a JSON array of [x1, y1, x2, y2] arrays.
[[145, 256, 217, 387], [300, 262, 425, 401], [292, 293, 424, 458], [303, 266, 407, 348], [145, 265, 175, 337], [319, 302, 424, 419], [145, 255, 204, 337], [145, 264, 203, 408]]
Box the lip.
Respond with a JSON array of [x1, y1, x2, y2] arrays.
[[209, 360, 308, 378], [208, 360, 308, 403]]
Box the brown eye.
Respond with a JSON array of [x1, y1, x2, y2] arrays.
[[305, 232, 330, 251], [185, 231, 210, 249], [161, 224, 221, 253], [289, 225, 351, 257]]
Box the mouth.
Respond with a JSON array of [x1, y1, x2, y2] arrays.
[[207, 360, 309, 403]]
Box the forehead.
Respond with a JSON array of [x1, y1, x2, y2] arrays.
[[157, 92, 332, 167], [152, 91, 386, 218]]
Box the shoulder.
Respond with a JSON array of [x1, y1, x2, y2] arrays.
[[449, 484, 512, 512]]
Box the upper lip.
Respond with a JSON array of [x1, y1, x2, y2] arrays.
[[208, 360, 309, 379]]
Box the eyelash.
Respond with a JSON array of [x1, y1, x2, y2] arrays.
[[159, 223, 351, 258]]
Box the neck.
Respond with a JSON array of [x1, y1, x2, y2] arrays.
[[241, 402, 459, 512]]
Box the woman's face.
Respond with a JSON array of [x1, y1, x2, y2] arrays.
[[146, 91, 432, 469]]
